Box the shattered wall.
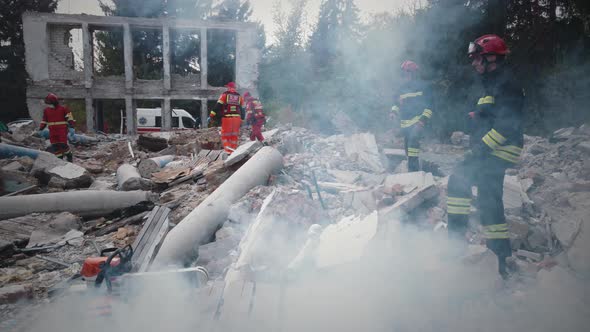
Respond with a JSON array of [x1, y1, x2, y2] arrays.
[[22, 12, 261, 133]]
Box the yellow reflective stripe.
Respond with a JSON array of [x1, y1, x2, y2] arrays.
[[400, 115, 421, 128], [492, 150, 520, 163], [40, 121, 47, 124], [448, 206, 471, 215], [447, 197, 471, 205], [422, 109, 433, 118], [488, 129, 507, 144], [447, 201, 471, 207], [399, 91, 423, 100], [496, 145, 522, 155], [483, 134, 500, 150], [483, 223, 509, 239], [224, 114, 241, 117], [407, 148, 420, 157], [477, 96, 495, 105], [391, 105, 400, 113], [47, 121, 68, 125], [484, 223, 508, 232]]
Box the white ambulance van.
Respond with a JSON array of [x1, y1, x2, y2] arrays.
[[137, 108, 197, 133]]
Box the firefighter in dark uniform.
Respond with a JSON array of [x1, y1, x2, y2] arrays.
[[391, 60, 433, 172], [446, 35, 524, 279]]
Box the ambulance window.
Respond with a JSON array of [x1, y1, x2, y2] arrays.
[[182, 117, 195, 128], [172, 117, 180, 128], [155, 116, 162, 127]]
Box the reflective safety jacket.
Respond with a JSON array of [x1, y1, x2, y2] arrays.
[[469, 70, 524, 164], [215, 89, 245, 121], [391, 80, 433, 129], [40, 105, 75, 144], [246, 99, 266, 126]]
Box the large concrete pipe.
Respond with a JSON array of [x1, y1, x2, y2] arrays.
[[152, 146, 284, 267], [0, 190, 155, 219], [117, 164, 150, 191], [0, 143, 52, 160], [137, 155, 174, 178]]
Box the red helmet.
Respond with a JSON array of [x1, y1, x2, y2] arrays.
[[44, 93, 59, 105], [243, 91, 252, 100], [468, 34, 509, 57], [225, 82, 236, 90], [401, 60, 419, 72]]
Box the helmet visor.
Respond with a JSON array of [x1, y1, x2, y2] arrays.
[[468, 42, 481, 57]]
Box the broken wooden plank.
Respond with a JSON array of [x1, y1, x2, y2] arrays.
[[94, 211, 150, 236], [132, 206, 171, 272]]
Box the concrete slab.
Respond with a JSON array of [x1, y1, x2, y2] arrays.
[[315, 212, 378, 268], [344, 133, 385, 173], [224, 141, 262, 167]]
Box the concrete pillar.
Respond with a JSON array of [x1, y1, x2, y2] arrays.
[[85, 97, 95, 133], [201, 98, 208, 128], [163, 25, 171, 90], [123, 23, 133, 90], [82, 23, 93, 89], [162, 97, 172, 131], [125, 96, 137, 135], [200, 28, 208, 88]]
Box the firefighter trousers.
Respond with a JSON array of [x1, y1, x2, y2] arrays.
[[47, 143, 73, 162], [403, 127, 421, 172], [250, 123, 264, 142], [221, 117, 242, 154], [447, 155, 512, 277]]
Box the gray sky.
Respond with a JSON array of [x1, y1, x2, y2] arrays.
[[57, 0, 415, 44]]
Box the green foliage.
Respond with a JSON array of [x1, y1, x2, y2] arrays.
[[0, 0, 58, 122]]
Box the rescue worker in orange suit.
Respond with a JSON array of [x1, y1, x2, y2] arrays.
[[39, 93, 75, 162], [214, 82, 244, 154], [447, 35, 524, 279], [244, 92, 266, 142], [390, 61, 433, 172]]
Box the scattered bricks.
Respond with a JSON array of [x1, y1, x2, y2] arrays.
[[0, 284, 33, 304]]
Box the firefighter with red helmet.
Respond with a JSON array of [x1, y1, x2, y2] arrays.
[[39, 93, 75, 162], [244, 92, 266, 142], [214, 82, 245, 154], [390, 60, 433, 172], [446, 35, 524, 279]]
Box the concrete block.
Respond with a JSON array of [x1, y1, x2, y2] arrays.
[[515, 249, 543, 262], [503, 175, 530, 210], [553, 218, 581, 248], [344, 133, 385, 173], [315, 212, 379, 268], [0, 284, 33, 304], [261, 128, 279, 141], [224, 140, 262, 167], [383, 171, 435, 194], [326, 169, 361, 184]]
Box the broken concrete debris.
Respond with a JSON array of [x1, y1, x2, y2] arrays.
[[224, 140, 262, 167], [137, 155, 174, 178], [117, 164, 153, 191]]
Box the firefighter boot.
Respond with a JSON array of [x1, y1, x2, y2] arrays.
[[487, 238, 512, 279]]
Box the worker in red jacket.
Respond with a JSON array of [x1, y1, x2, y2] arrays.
[[39, 93, 75, 162], [214, 82, 245, 154], [244, 92, 266, 142]]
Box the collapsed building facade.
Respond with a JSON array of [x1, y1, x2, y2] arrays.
[[22, 12, 261, 133]]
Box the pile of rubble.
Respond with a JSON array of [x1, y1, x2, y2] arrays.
[[1, 119, 590, 329]]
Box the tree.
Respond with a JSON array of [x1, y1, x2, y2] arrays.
[[0, 0, 59, 122], [309, 0, 361, 72]]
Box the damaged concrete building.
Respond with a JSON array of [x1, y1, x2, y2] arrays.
[[22, 12, 261, 134]]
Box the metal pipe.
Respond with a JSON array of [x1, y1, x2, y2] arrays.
[[152, 146, 284, 267], [0, 190, 154, 219], [0, 143, 52, 160]]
